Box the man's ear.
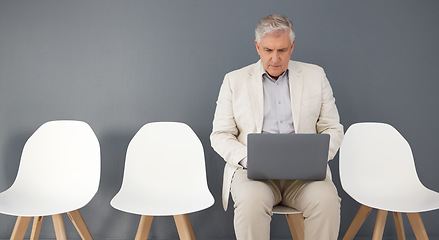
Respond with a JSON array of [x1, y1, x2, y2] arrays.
[[255, 39, 261, 55], [290, 39, 295, 54]]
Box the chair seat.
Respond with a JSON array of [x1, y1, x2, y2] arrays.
[[111, 192, 214, 216], [273, 205, 301, 215], [0, 203, 84, 217], [348, 186, 439, 213], [0, 184, 94, 217]]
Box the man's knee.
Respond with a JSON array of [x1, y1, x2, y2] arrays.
[[232, 183, 276, 222], [297, 181, 340, 215]]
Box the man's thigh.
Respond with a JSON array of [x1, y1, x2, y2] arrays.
[[230, 169, 282, 207], [281, 179, 340, 211]]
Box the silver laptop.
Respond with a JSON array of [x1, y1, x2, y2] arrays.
[[247, 133, 330, 180]]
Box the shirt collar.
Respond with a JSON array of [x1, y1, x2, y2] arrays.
[[261, 66, 289, 83]]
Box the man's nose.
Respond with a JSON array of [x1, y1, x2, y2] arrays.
[[271, 52, 280, 62]]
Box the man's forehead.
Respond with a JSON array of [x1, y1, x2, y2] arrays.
[[259, 36, 292, 49]]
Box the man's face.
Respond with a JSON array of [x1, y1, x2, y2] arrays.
[[255, 31, 295, 79]]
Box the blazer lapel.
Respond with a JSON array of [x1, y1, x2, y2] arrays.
[[289, 61, 304, 132], [248, 61, 264, 132]]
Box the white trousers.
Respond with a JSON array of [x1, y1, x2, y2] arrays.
[[230, 169, 341, 240]]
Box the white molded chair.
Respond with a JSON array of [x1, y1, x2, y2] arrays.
[[110, 122, 214, 240], [272, 205, 304, 240], [340, 122, 439, 240], [0, 120, 100, 240]]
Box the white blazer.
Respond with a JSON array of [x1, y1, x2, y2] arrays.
[[211, 60, 344, 210]]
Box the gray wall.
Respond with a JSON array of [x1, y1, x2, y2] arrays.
[[1, 0, 438, 239]]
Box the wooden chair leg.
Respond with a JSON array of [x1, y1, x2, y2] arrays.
[[372, 209, 388, 240], [52, 214, 67, 240], [174, 214, 196, 240], [393, 212, 406, 240], [343, 204, 373, 240], [67, 210, 93, 240], [285, 213, 304, 240], [135, 215, 154, 240], [30, 216, 43, 240], [11, 216, 32, 240], [407, 212, 429, 240]]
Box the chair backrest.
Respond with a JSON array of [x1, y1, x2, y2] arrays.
[[114, 122, 214, 215], [10, 120, 100, 206], [340, 122, 424, 202]]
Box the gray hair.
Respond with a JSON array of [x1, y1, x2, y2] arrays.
[[255, 14, 295, 44]]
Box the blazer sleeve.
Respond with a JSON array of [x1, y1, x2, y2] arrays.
[[210, 73, 247, 167], [316, 70, 344, 161]]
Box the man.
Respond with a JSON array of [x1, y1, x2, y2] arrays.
[[210, 14, 344, 239]]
